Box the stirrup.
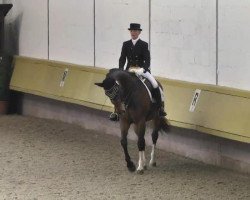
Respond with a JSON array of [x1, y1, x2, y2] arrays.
[[109, 112, 119, 121]]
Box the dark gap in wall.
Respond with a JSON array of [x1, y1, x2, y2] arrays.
[[93, 0, 96, 67], [216, 0, 218, 85], [47, 0, 50, 60], [149, 0, 151, 51]]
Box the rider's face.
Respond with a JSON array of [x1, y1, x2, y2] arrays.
[[130, 30, 141, 40]]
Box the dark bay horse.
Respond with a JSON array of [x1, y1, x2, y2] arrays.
[[95, 68, 169, 174]]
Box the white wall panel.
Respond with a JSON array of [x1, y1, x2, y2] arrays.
[[4, 0, 48, 59], [4, 0, 250, 92], [49, 0, 94, 66], [95, 0, 149, 69], [151, 0, 216, 84], [218, 0, 250, 90]]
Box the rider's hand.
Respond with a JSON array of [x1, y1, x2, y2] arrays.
[[135, 68, 144, 76]]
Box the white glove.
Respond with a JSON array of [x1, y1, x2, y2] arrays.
[[135, 68, 144, 76]]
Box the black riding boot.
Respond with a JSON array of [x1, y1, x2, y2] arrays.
[[152, 88, 167, 117], [109, 112, 119, 121]]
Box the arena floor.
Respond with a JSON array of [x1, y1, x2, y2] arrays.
[[0, 115, 249, 200]]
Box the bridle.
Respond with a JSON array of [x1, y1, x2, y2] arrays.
[[104, 80, 134, 109], [105, 81, 120, 101]]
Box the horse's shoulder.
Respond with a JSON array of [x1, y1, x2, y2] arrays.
[[108, 68, 120, 74]]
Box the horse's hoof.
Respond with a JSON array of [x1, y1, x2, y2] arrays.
[[127, 162, 136, 172], [137, 169, 144, 175], [150, 162, 157, 167]]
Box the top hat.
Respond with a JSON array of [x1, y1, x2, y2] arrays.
[[128, 23, 142, 31]]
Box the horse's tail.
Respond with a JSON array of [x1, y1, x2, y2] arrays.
[[159, 117, 170, 133]]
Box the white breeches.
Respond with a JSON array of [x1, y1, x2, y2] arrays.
[[140, 71, 158, 89], [140, 72, 165, 102]]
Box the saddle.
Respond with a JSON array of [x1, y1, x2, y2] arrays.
[[128, 67, 155, 103], [139, 76, 155, 102]]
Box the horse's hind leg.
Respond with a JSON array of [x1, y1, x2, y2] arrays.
[[149, 130, 158, 167], [120, 120, 135, 172]]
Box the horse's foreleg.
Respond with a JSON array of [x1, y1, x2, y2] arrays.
[[120, 120, 135, 172], [149, 130, 159, 167], [121, 134, 136, 172], [138, 150, 146, 172], [134, 120, 146, 174]]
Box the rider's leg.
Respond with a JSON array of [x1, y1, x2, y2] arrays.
[[141, 71, 158, 88], [109, 112, 119, 121], [141, 72, 166, 117], [152, 88, 167, 117], [110, 99, 126, 121], [109, 106, 119, 121]]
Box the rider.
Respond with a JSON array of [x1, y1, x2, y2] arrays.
[[109, 23, 166, 121]]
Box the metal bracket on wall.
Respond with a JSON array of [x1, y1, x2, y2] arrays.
[[189, 89, 201, 112], [60, 68, 69, 87]]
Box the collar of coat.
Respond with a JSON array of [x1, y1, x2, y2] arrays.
[[131, 38, 140, 45]]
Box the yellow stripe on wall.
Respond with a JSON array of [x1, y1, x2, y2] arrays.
[[10, 56, 250, 143]]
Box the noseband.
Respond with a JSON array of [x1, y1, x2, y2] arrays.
[[105, 81, 120, 101]]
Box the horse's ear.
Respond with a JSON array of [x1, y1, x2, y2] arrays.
[[95, 82, 104, 88]]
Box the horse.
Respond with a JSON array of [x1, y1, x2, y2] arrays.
[[95, 68, 169, 174]]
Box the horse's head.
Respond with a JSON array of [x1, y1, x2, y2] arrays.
[[95, 68, 141, 114], [95, 76, 126, 114], [95, 68, 131, 97], [95, 77, 120, 101]]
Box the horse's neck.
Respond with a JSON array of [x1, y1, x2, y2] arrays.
[[116, 73, 136, 94], [118, 73, 150, 112]]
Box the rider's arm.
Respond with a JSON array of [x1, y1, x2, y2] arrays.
[[142, 43, 150, 73], [119, 42, 127, 70]]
